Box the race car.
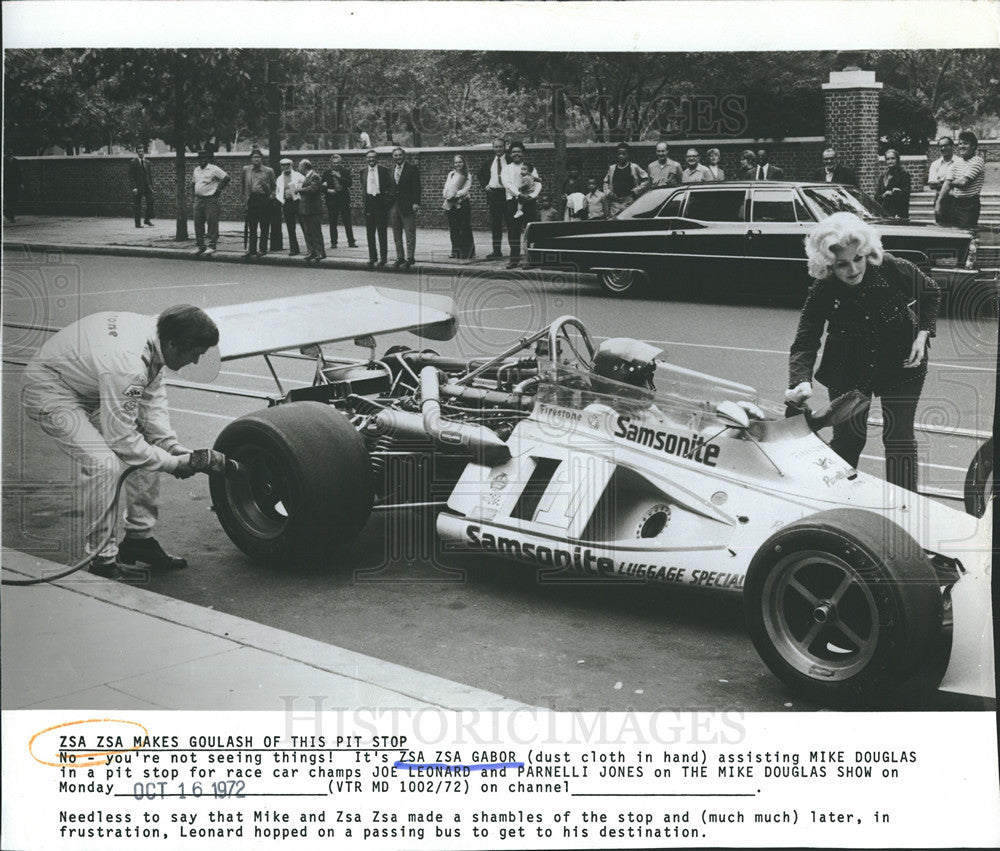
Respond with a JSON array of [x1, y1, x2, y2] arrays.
[[197, 287, 994, 706]]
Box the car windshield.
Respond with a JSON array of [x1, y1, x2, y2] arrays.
[[616, 188, 674, 220], [802, 185, 890, 220]]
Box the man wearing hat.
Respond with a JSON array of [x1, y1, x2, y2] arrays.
[[274, 158, 305, 256], [241, 148, 276, 258], [191, 149, 230, 256]]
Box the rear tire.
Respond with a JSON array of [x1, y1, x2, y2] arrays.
[[744, 508, 942, 705], [210, 402, 374, 564], [598, 268, 647, 297]]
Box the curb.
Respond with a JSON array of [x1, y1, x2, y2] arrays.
[[2, 240, 577, 286]]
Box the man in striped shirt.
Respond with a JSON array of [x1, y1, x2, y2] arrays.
[[936, 130, 985, 235]]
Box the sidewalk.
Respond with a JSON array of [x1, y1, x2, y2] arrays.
[[1, 214, 528, 276], [1, 549, 535, 712]]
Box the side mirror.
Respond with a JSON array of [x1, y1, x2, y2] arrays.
[[715, 400, 750, 430]]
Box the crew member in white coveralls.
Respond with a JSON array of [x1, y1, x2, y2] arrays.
[[21, 305, 220, 578]]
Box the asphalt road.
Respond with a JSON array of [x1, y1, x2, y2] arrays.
[[2, 252, 996, 712]]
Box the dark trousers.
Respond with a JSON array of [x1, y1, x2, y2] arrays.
[[302, 213, 326, 259], [132, 190, 154, 226], [828, 375, 925, 492], [246, 193, 271, 253], [193, 195, 220, 248], [326, 195, 355, 246], [282, 200, 302, 254], [365, 196, 389, 263], [934, 194, 955, 226], [487, 188, 506, 255], [446, 204, 475, 259], [953, 195, 981, 235], [504, 198, 538, 260]]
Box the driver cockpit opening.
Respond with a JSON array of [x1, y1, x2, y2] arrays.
[[591, 337, 664, 390]]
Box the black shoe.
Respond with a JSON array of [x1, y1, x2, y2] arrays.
[[118, 536, 188, 571], [144, 220, 154, 226], [485, 252, 503, 260], [506, 259, 521, 269], [366, 260, 376, 270], [348, 242, 358, 248], [289, 250, 299, 256], [89, 557, 123, 580], [243, 251, 257, 258], [135, 224, 143, 229], [394, 259, 405, 269], [258, 250, 267, 257], [377, 260, 387, 269], [330, 242, 338, 249]]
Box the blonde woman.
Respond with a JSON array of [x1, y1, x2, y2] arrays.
[[787, 212, 940, 491], [442, 154, 475, 259]]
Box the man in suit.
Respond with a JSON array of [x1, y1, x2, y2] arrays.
[[389, 147, 421, 269], [815, 148, 857, 186], [297, 159, 326, 262], [753, 149, 785, 180], [241, 148, 276, 258], [274, 158, 304, 256], [128, 147, 155, 228], [876, 149, 912, 218], [477, 137, 508, 260], [361, 149, 394, 269], [322, 153, 357, 249]]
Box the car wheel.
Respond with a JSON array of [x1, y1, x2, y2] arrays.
[[744, 508, 942, 705], [598, 269, 646, 296], [210, 402, 374, 564]]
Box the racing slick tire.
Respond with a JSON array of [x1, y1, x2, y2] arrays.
[[210, 402, 374, 564], [744, 508, 943, 705], [597, 268, 647, 297]]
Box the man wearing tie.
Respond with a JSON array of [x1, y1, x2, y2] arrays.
[[478, 137, 508, 260], [754, 149, 785, 180], [815, 148, 857, 186], [389, 147, 421, 270], [274, 158, 304, 256], [361, 149, 394, 269], [297, 158, 326, 262], [128, 147, 155, 228]]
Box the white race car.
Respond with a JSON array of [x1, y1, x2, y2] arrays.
[[198, 288, 994, 706]]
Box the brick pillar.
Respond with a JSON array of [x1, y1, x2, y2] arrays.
[[822, 70, 882, 196]]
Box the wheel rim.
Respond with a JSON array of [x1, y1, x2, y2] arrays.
[[601, 270, 636, 293], [761, 549, 880, 683], [223, 443, 293, 540]]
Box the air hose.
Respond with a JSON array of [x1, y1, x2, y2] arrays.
[[2, 466, 141, 586]]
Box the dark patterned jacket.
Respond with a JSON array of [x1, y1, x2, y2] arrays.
[[789, 253, 940, 396]]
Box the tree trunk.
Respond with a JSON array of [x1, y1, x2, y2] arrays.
[[173, 53, 189, 241]]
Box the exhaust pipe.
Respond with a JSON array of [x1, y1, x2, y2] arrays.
[[419, 366, 511, 466]]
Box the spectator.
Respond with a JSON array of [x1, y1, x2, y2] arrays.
[[3, 153, 23, 223], [442, 153, 475, 260], [538, 194, 560, 222], [876, 149, 911, 219], [738, 149, 757, 179], [361, 149, 393, 269], [815, 147, 857, 185], [501, 141, 539, 268], [359, 130, 372, 149], [754, 148, 784, 180], [705, 148, 725, 182], [191, 149, 230, 257], [274, 158, 304, 256], [926, 136, 963, 225], [129, 147, 155, 228], [241, 148, 276, 258], [584, 177, 610, 220], [389, 146, 421, 270], [603, 142, 650, 216], [648, 142, 683, 188], [681, 148, 712, 183], [513, 162, 540, 221], [786, 212, 940, 492], [938, 130, 985, 238], [322, 154, 357, 249], [477, 137, 509, 260], [297, 158, 326, 263], [559, 163, 588, 217]]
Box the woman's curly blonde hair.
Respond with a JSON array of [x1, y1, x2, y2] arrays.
[[804, 211, 884, 280]]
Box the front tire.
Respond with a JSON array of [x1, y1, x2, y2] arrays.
[[210, 402, 374, 564], [598, 268, 647, 297], [744, 509, 942, 705]]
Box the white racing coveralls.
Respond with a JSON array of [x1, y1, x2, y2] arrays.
[[21, 312, 185, 560]]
